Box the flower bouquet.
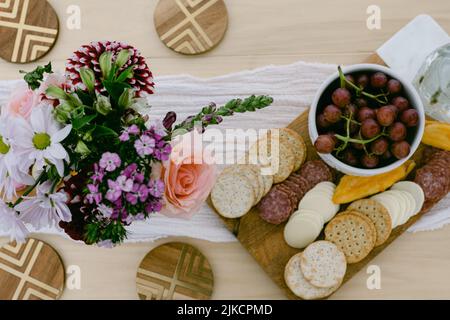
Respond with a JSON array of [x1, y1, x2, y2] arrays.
[[0, 41, 273, 246]]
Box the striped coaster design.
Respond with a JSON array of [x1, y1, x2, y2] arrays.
[[0, 238, 65, 300], [154, 0, 228, 55], [136, 242, 214, 300], [0, 0, 59, 63]]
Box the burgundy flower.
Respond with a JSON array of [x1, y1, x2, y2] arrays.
[[65, 41, 155, 97]]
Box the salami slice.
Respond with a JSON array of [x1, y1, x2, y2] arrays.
[[257, 188, 293, 224], [283, 180, 305, 201], [276, 184, 298, 210], [298, 160, 334, 187], [414, 166, 449, 203]]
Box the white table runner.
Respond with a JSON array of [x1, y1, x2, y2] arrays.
[[0, 61, 448, 243]]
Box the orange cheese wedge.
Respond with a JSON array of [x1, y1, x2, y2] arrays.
[[422, 121, 450, 151], [333, 160, 416, 204]]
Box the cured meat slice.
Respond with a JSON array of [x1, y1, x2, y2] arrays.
[[257, 188, 293, 224]]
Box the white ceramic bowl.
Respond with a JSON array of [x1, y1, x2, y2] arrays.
[[309, 64, 425, 177]]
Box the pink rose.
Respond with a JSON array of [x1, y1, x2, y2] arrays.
[[4, 82, 39, 119], [161, 132, 217, 219]]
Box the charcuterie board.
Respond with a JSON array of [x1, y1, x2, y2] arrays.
[[210, 53, 437, 300]]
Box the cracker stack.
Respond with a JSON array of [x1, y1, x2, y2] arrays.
[[212, 128, 306, 219], [284, 241, 346, 300]]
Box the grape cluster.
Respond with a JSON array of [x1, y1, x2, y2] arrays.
[[314, 67, 420, 169]]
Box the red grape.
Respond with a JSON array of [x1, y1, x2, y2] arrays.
[[361, 154, 380, 168], [356, 74, 369, 88], [400, 109, 419, 127], [391, 96, 410, 113], [344, 104, 357, 117], [371, 72, 388, 88], [345, 75, 355, 89], [317, 114, 331, 129], [382, 150, 392, 160], [314, 135, 336, 153], [357, 107, 376, 122], [361, 119, 381, 138], [391, 141, 411, 159], [355, 98, 368, 108], [323, 104, 342, 123], [352, 141, 364, 150], [371, 138, 389, 155], [386, 104, 399, 117], [376, 106, 396, 126], [388, 122, 407, 141], [349, 122, 359, 134], [332, 88, 351, 108], [343, 149, 359, 166], [387, 79, 402, 94]]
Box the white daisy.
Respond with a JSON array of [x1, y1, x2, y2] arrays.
[[0, 115, 34, 200], [15, 104, 72, 177], [15, 181, 72, 229], [0, 200, 28, 243]]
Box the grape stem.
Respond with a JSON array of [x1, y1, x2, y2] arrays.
[[338, 66, 388, 104]]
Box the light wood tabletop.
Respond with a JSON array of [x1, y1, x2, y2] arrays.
[[1, 0, 450, 299]]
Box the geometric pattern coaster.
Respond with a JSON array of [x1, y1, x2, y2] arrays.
[[0, 0, 59, 63], [154, 0, 228, 55], [0, 238, 65, 300], [136, 242, 214, 300]]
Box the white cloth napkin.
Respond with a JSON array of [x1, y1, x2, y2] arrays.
[[0, 60, 449, 243]]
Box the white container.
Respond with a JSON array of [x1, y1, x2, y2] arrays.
[[308, 64, 425, 177]]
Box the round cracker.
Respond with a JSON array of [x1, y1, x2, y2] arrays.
[[223, 165, 261, 205], [284, 253, 341, 300], [252, 134, 295, 184], [277, 128, 307, 171], [211, 172, 255, 218], [300, 241, 347, 288], [324, 211, 376, 264], [348, 199, 392, 246]]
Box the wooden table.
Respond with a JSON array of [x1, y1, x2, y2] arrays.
[[1, 0, 450, 299]]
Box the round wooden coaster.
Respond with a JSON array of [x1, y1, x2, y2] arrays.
[[154, 0, 228, 55], [136, 242, 214, 300], [0, 0, 59, 63], [0, 238, 65, 300]]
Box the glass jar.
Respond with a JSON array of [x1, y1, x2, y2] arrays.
[[413, 43, 450, 123]]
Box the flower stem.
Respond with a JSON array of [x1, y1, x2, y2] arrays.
[[11, 171, 46, 208]]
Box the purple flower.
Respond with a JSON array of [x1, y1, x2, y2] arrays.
[[97, 204, 113, 218], [122, 163, 144, 183], [137, 184, 149, 202], [148, 179, 165, 198], [119, 125, 141, 142], [134, 213, 145, 221], [154, 141, 172, 161], [91, 163, 105, 183], [128, 124, 140, 135], [125, 192, 138, 205], [134, 135, 155, 157], [122, 163, 138, 178], [99, 152, 121, 172], [117, 175, 134, 192], [145, 199, 163, 213], [106, 179, 122, 202], [86, 184, 102, 204]]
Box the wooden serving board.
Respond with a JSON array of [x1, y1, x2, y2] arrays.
[[212, 53, 432, 299]]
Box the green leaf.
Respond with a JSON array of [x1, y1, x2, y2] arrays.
[[72, 114, 97, 130], [79, 67, 95, 92], [103, 80, 131, 103], [93, 125, 118, 138], [116, 65, 134, 83], [99, 51, 113, 80], [76, 89, 94, 106], [20, 62, 53, 90]]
